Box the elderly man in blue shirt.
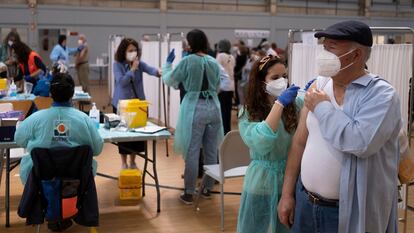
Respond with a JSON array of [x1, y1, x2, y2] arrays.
[[50, 35, 79, 65], [278, 20, 401, 233]]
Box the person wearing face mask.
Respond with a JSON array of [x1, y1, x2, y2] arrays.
[[112, 38, 161, 170], [236, 55, 302, 233], [50, 35, 79, 65], [162, 29, 223, 204], [0, 31, 21, 82], [216, 39, 235, 135], [75, 34, 89, 92], [278, 20, 401, 233]]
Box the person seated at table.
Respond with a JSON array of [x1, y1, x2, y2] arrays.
[[112, 38, 161, 170], [11, 41, 47, 93], [15, 72, 104, 186], [32, 62, 66, 97]]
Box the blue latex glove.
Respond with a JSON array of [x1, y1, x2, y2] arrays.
[[166, 49, 175, 64], [77, 45, 85, 52], [24, 75, 32, 82], [277, 85, 300, 107], [304, 78, 316, 91]]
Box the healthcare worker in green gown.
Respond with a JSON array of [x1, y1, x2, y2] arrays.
[[237, 55, 303, 233], [162, 29, 224, 204], [15, 72, 104, 185]]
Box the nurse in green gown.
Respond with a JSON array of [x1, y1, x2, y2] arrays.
[[162, 29, 224, 204], [237, 56, 303, 233]]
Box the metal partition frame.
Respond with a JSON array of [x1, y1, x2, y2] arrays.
[[287, 26, 414, 233], [165, 32, 185, 128]]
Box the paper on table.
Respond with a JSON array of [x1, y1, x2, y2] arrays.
[[131, 125, 167, 134]]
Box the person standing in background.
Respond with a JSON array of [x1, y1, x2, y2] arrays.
[[233, 40, 248, 106], [50, 35, 79, 65], [162, 29, 223, 204], [216, 39, 235, 135], [112, 38, 161, 170], [75, 34, 89, 92]]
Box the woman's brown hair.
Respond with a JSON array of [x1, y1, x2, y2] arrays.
[[114, 38, 141, 63], [243, 56, 299, 134]]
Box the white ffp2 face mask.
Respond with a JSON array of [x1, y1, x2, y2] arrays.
[[8, 40, 13, 47], [265, 78, 287, 97], [126, 51, 137, 62], [316, 49, 355, 77]]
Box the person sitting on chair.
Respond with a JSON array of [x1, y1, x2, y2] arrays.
[[15, 72, 103, 231]]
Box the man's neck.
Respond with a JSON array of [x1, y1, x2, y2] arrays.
[[332, 68, 367, 88]]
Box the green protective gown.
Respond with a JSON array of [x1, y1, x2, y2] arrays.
[[162, 54, 224, 159], [237, 97, 303, 233]]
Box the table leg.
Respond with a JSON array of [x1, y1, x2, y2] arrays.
[[99, 67, 103, 85], [0, 149, 4, 192], [142, 143, 148, 197], [5, 148, 10, 227], [152, 141, 160, 213]]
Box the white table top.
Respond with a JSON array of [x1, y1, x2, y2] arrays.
[[0, 122, 170, 149]]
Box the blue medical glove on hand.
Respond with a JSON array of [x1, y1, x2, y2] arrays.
[[77, 45, 85, 52], [24, 75, 32, 82], [166, 49, 176, 64], [277, 85, 300, 107], [304, 78, 316, 91]]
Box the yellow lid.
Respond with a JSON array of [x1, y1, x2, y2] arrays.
[[0, 79, 7, 90]]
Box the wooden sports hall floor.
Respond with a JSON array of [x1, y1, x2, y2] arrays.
[[1, 81, 413, 233]]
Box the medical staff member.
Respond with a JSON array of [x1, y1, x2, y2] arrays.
[[50, 35, 79, 65], [112, 38, 160, 170], [162, 29, 223, 204], [12, 41, 47, 91], [236, 55, 301, 233], [15, 72, 104, 185]]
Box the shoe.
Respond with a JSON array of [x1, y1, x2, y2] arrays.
[[47, 219, 73, 232], [200, 188, 212, 199], [121, 163, 128, 170], [129, 163, 138, 170], [179, 193, 193, 205]]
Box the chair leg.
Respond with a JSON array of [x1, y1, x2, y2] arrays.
[[194, 174, 207, 211], [220, 183, 224, 231], [90, 227, 98, 233], [35, 224, 41, 233]]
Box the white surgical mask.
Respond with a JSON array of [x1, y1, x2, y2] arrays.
[[8, 40, 13, 47], [126, 51, 137, 62], [316, 49, 355, 77], [78, 40, 83, 46], [265, 78, 287, 97]]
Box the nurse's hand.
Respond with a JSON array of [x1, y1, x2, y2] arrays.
[[277, 194, 295, 229]]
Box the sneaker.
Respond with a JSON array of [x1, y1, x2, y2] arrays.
[[129, 163, 138, 170], [47, 219, 73, 232], [121, 163, 128, 170], [179, 193, 193, 205], [200, 188, 212, 199]]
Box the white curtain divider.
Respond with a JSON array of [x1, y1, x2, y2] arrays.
[[291, 43, 413, 126], [366, 44, 413, 126]]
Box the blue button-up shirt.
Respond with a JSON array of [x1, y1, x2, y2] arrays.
[[313, 73, 401, 233], [111, 60, 159, 108], [49, 44, 77, 65]]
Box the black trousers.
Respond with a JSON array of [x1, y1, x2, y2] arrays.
[[218, 91, 234, 135]]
